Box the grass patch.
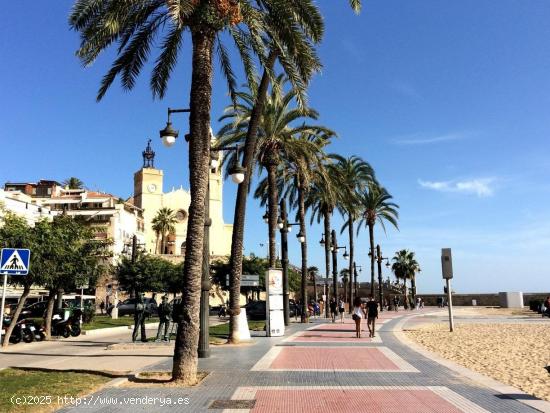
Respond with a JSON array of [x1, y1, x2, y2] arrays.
[[143, 321, 266, 343], [82, 315, 158, 331], [210, 320, 265, 338], [0, 368, 111, 412]]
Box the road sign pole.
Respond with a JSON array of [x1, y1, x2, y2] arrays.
[[446, 278, 454, 332], [0, 272, 8, 346]]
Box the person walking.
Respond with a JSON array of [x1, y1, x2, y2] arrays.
[[352, 297, 366, 338], [393, 296, 399, 312], [366, 296, 379, 338], [338, 298, 345, 323], [99, 300, 105, 315], [330, 297, 337, 323]]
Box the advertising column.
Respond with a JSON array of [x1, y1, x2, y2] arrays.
[[266, 269, 285, 337]]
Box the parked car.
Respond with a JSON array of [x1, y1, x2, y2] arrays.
[[19, 301, 50, 318], [106, 298, 158, 317], [244, 300, 266, 320], [243, 299, 300, 320]]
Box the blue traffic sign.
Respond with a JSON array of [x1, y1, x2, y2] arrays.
[[0, 248, 30, 275]]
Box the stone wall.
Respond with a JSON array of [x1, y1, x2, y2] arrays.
[[417, 292, 550, 307]]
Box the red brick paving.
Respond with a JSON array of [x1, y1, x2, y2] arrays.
[[290, 331, 374, 342], [251, 388, 463, 413], [270, 347, 399, 370]]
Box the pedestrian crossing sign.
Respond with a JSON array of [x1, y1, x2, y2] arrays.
[[0, 248, 30, 275]]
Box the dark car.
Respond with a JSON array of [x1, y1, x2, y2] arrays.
[[244, 300, 266, 320], [244, 300, 298, 320], [107, 298, 158, 317], [19, 301, 49, 318]]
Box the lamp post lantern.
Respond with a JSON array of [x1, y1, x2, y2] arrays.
[[159, 108, 245, 358]]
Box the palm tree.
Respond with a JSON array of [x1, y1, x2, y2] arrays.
[[308, 266, 319, 302], [306, 157, 339, 316], [254, 130, 333, 322], [391, 249, 419, 309], [357, 182, 399, 297], [334, 155, 375, 310], [219, 77, 332, 330], [62, 177, 84, 189], [69, 0, 333, 383], [151, 208, 177, 255]]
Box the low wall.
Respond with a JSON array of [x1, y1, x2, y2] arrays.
[[417, 292, 550, 307]]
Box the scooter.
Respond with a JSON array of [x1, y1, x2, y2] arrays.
[[2, 316, 35, 344], [50, 314, 72, 338]]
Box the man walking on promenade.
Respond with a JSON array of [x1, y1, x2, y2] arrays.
[[366, 296, 378, 338]]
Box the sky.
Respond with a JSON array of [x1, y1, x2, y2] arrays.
[[1, 1, 550, 294]]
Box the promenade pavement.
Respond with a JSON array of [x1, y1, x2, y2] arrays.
[[62, 308, 549, 413]]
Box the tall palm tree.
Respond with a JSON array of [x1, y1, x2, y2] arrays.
[[391, 249, 418, 309], [215, 1, 362, 342], [254, 131, 333, 322], [357, 182, 399, 297], [151, 208, 177, 255], [306, 156, 339, 316], [62, 177, 84, 189], [308, 266, 319, 302], [334, 155, 375, 309], [219, 77, 332, 331], [69, 0, 331, 382]]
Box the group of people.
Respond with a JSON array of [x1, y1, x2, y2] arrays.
[[328, 296, 379, 338]]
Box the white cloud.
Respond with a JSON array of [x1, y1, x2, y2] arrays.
[[418, 178, 495, 197], [392, 132, 468, 145]]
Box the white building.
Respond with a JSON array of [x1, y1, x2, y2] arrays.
[[0, 189, 53, 225]]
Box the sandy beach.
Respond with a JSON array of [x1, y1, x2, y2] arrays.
[[405, 320, 550, 402]]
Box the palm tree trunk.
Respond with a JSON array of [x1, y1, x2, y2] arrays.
[[172, 27, 215, 385], [348, 215, 354, 313], [228, 53, 276, 343], [298, 183, 308, 323], [323, 210, 331, 318], [368, 223, 375, 297], [266, 163, 279, 268], [411, 275, 416, 303], [2, 284, 30, 348]]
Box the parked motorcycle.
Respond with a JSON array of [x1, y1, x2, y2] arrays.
[[2, 315, 35, 344], [49, 308, 82, 338]]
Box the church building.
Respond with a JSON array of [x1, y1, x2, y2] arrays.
[[131, 140, 233, 258]]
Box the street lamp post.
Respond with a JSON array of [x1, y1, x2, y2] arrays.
[[159, 108, 245, 359], [279, 199, 290, 326], [319, 233, 330, 318], [369, 245, 390, 311], [330, 230, 348, 302], [353, 262, 362, 301]]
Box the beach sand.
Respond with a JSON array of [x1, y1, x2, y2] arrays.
[[405, 322, 550, 402]]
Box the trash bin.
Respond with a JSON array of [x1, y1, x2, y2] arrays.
[[472, 299, 477, 306]]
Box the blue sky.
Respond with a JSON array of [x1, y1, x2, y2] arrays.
[[1, 1, 550, 293]]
